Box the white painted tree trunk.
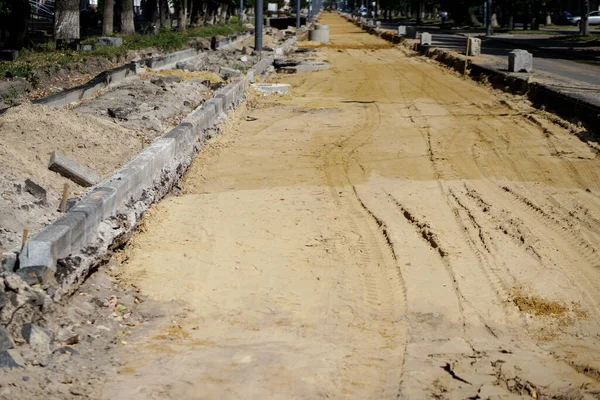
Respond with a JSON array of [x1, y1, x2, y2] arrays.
[[54, 0, 80, 40]]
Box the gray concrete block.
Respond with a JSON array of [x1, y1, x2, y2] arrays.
[[53, 211, 88, 250], [97, 37, 123, 47], [219, 67, 242, 79], [0, 349, 25, 368], [420, 32, 432, 46], [164, 124, 196, 156], [146, 48, 199, 69], [20, 224, 70, 267], [468, 37, 481, 56], [406, 26, 418, 39], [48, 152, 101, 187], [252, 83, 291, 95], [508, 49, 533, 73], [397, 25, 406, 35], [308, 29, 329, 42], [279, 61, 330, 73]]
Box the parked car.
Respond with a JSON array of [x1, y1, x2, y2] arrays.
[[568, 10, 600, 26], [556, 11, 579, 25]]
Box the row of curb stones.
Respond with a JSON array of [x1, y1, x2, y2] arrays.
[[0, 33, 298, 367]]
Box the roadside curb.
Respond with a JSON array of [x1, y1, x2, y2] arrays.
[[32, 31, 252, 108], [0, 33, 297, 326]]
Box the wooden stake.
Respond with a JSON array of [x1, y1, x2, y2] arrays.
[[464, 35, 471, 76], [60, 183, 69, 213], [21, 229, 28, 251]]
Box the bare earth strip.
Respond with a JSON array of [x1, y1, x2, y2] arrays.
[[102, 14, 600, 399]]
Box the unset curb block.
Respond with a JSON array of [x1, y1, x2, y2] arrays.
[[145, 48, 200, 69], [33, 63, 138, 107]]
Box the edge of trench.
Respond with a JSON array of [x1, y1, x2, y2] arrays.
[[1, 33, 300, 312]]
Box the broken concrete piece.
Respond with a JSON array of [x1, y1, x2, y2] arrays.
[[420, 32, 432, 46], [397, 26, 406, 35], [219, 67, 242, 79], [24, 179, 47, 204], [0, 349, 25, 368], [97, 37, 123, 47], [0, 327, 15, 351], [468, 37, 481, 56], [508, 49, 533, 73], [48, 152, 101, 187]]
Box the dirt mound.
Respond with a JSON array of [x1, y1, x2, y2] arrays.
[[0, 103, 142, 250]]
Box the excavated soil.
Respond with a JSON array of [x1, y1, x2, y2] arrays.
[[3, 14, 600, 399], [95, 14, 600, 399], [0, 103, 142, 250]]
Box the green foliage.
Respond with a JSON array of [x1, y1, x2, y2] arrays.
[[0, 22, 245, 87]]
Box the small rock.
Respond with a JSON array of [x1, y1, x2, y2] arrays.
[[240, 55, 248, 63], [107, 107, 132, 120], [1, 253, 17, 273], [0, 349, 25, 368], [24, 179, 47, 204], [52, 346, 79, 356], [0, 327, 14, 351], [219, 67, 241, 79], [21, 323, 52, 354]]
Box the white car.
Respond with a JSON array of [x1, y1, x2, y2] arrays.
[[570, 10, 600, 26]]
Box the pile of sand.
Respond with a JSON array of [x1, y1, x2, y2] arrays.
[[0, 103, 142, 250]]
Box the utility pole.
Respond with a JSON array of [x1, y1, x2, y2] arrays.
[[297, 0, 300, 28], [240, 0, 243, 21], [255, 0, 263, 55]]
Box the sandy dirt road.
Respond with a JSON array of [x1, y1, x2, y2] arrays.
[[103, 14, 600, 399]]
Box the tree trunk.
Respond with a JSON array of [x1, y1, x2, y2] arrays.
[[103, 0, 114, 35], [6, 0, 30, 49], [580, 0, 590, 35], [160, 0, 170, 28], [121, 0, 135, 34], [175, 0, 186, 31], [54, 0, 80, 46]]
